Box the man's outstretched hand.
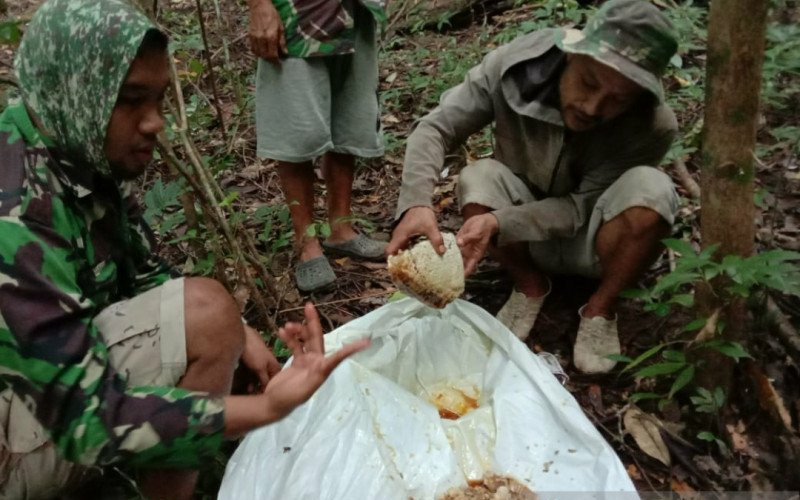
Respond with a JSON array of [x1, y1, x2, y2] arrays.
[[456, 213, 499, 276], [386, 206, 445, 256], [261, 303, 370, 420]]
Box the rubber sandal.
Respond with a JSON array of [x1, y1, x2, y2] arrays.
[[322, 234, 387, 261], [295, 256, 336, 292]]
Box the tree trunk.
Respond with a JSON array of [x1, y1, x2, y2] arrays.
[[697, 0, 768, 390]]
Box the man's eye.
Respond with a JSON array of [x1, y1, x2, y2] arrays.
[[118, 94, 142, 105], [582, 77, 598, 90]]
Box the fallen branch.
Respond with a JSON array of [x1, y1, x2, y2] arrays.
[[765, 295, 800, 357], [672, 158, 701, 199]]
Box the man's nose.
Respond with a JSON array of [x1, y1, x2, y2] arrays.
[[140, 106, 165, 136], [583, 93, 603, 117]]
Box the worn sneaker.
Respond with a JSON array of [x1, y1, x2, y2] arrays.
[[496, 279, 551, 340], [573, 305, 621, 374]]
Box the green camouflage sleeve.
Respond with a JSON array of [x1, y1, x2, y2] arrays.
[[122, 182, 177, 295], [0, 203, 225, 468]]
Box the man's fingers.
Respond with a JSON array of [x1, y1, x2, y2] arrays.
[[386, 231, 409, 256], [428, 226, 446, 255], [303, 302, 325, 352], [323, 338, 371, 375], [278, 325, 303, 353]]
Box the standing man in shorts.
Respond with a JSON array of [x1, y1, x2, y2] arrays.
[[0, 1, 368, 498], [248, 0, 388, 292], [388, 0, 680, 374]]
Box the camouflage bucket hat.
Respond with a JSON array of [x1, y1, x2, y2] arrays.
[[555, 0, 678, 101]]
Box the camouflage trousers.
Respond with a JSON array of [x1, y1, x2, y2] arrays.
[[0, 278, 187, 499]]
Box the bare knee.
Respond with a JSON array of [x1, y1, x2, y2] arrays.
[[183, 277, 244, 364], [596, 207, 669, 257], [618, 206, 670, 239]]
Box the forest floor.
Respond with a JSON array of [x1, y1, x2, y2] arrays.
[[3, 0, 800, 497]]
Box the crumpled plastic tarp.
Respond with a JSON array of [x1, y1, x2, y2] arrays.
[[219, 298, 636, 500]]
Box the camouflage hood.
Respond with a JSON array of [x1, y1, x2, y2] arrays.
[[14, 0, 157, 177]]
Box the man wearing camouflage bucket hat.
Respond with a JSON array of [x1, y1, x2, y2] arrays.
[[389, 0, 679, 374], [0, 0, 368, 498]]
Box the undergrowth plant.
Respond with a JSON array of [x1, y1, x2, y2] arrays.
[[616, 238, 800, 447]]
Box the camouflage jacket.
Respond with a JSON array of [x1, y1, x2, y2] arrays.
[[274, 0, 386, 57], [0, 0, 225, 468], [0, 101, 225, 467]]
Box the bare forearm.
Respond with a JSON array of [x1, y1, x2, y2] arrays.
[[223, 394, 280, 438]]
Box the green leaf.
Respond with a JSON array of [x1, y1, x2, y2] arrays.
[[662, 238, 696, 256], [318, 222, 332, 239], [0, 20, 22, 46], [698, 243, 721, 261], [272, 338, 292, 359], [662, 350, 686, 362], [388, 291, 407, 302], [682, 317, 708, 332], [159, 212, 186, 233], [634, 361, 686, 378], [218, 190, 239, 207], [697, 431, 717, 442], [713, 387, 726, 407], [651, 271, 701, 296], [704, 340, 752, 361], [668, 293, 694, 307], [652, 303, 671, 316], [621, 344, 667, 374], [166, 228, 197, 244], [630, 392, 662, 403], [607, 353, 633, 363], [188, 58, 204, 75], [620, 288, 649, 300], [668, 365, 695, 399]]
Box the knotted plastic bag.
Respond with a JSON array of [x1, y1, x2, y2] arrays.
[[219, 298, 636, 500]]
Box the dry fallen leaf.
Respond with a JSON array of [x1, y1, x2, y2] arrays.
[[670, 479, 695, 493], [623, 406, 671, 466], [587, 384, 605, 415], [692, 308, 720, 344], [725, 420, 756, 456], [626, 463, 642, 480]]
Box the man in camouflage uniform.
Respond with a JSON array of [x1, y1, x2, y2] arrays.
[[0, 1, 367, 498], [388, 0, 680, 374], [247, 0, 388, 292]]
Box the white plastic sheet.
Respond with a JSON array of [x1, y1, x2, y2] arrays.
[[219, 298, 636, 499]]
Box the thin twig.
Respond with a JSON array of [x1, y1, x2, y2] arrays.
[[194, 0, 228, 137], [158, 129, 279, 333], [211, 33, 247, 60], [277, 290, 392, 313]]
